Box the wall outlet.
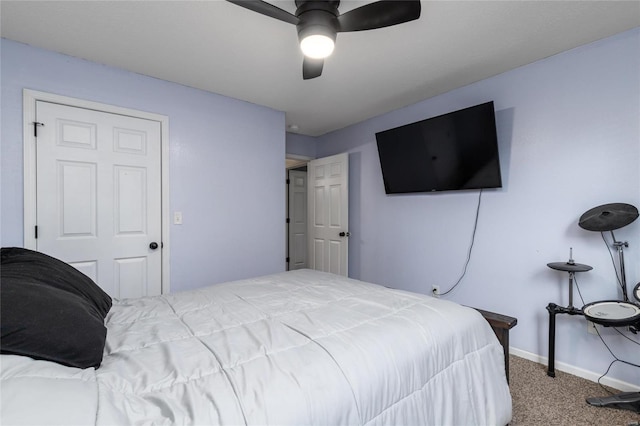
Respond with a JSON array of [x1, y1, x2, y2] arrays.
[[587, 320, 598, 335], [432, 285, 440, 298]]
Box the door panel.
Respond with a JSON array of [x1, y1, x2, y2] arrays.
[[58, 119, 96, 149], [36, 101, 162, 298], [69, 261, 98, 283], [115, 257, 147, 299], [308, 153, 349, 276], [314, 186, 325, 226], [313, 239, 324, 271], [330, 184, 341, 225], [115, 166, 146, 234], [59, 161, 97, 236]]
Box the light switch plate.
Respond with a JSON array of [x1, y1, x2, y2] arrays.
[[174, 212, 183, 225]]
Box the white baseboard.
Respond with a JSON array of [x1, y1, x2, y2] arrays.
[[509, 347, 640, 392]]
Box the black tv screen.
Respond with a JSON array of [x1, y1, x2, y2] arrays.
[[375, 101, 502, 194]]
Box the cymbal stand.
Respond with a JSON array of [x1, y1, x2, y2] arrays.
[[546, 252, 589, 377], [567, 270, 576, 309], [585, 232, 639, 413], [610, 230, 630, 302]]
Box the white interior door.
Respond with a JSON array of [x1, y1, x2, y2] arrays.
[[35, 101, 162, 298], [288, 169, 308, 270], [308, 153, 349, 276]]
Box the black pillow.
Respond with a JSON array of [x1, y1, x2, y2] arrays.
[[0, 280, 108, 368], [0, 247, 112, 368], [0, 247, 111, 317]]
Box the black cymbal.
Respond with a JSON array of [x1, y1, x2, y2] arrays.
[[547, 262, 593, 272], [579, 203, 639, 232]]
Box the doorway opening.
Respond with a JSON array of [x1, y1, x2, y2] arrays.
[[286, 155, 311, 271], [285, 152, 350, 276]]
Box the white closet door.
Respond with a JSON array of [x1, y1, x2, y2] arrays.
[[35, 101, 162, 298]]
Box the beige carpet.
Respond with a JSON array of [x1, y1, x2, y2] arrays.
[[509, 355, 640, 425]]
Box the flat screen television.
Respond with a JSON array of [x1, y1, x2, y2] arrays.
[[375, 101, 502, 194]]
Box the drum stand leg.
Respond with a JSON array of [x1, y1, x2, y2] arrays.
[[547, 303, 557, 377], [546, 302, 584, 377]]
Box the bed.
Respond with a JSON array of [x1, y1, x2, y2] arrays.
[[1, 247, 512, 425]]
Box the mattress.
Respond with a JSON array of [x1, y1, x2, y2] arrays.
[[1, 269, 512, 425]]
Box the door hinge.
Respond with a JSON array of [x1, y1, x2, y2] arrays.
[[34, 225, 38, 239], [33, 122, 44, 137], [286, 178, 290, 185], [286, 257, 290, 263], [286, 218, 290, 224]]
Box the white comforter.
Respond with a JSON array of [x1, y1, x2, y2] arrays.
[[1, 269, 512, 425]]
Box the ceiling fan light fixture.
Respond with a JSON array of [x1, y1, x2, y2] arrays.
[[300, 34, 335, 59], [226, 0, 422, 79]]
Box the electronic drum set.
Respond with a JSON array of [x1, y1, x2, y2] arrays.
[[546, 203, 640, 413]]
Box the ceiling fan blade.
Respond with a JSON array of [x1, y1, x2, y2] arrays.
[[226, 0, 299, 25], [337, 0, 421, 32], [303, 57, 324, 80]]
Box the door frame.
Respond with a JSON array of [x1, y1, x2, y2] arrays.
[[22, 89, 172, 293]]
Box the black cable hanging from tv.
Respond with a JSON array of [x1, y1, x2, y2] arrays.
[[439, 188, 483, 297]]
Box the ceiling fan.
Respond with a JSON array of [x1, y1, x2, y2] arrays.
[[226, 0, 421, 79]]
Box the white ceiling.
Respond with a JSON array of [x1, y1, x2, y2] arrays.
[[2, 1, 639, 136]]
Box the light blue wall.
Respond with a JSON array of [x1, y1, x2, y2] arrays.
[[286, 132, 317, 158], [1, 39, 286, 292], [317, 28, 640, 386]]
